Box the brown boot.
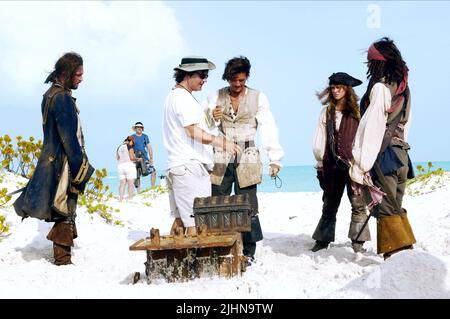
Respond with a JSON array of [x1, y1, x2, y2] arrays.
[[377, 215, 415, 257], [400, 208, 416, 245], [47, 221, 77, 245], [47, 221, 77, 266], [53, 243, 72, 266], [383, 245, 413, 260]]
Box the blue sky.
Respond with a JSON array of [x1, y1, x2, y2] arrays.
[[1, 1, 449, 172]]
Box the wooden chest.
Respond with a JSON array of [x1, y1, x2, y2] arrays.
[[129, 226, 247, 283], [193, 194, 252, 233]]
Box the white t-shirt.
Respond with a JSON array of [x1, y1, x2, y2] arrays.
[[117, 144, 132, 164], [163, 87, 213, 170]]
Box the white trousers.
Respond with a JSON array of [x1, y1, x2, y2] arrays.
[[166, 160, 211, 227]]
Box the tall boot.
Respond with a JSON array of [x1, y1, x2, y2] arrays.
[[377, 215, 415, 257], [47, 221, 77, 266], [53, 243, 72, 266], [400, 208, 416, 244]]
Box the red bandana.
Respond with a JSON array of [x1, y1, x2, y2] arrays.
[[387, 66, 409, 113], [367, 43, 387, 61], [368, 43, 409, 113]]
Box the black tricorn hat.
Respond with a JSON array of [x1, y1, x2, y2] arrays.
[[329, 72, 362, 87]]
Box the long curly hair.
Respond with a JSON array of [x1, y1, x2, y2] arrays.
[[361, 37, 407, 112], [316, 85, 360, 120]]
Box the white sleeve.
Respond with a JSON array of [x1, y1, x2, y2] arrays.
[[255, 92, 284, 167], [403, 101, 412, 143], [206, 91, 220, 128], [312, 107, 327, 168], [201, 100, 214, 130], [350, 83, 391, 184]]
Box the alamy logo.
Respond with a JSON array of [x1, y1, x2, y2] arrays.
[[367, 4, 381, 29], [192, 124, 259, 164]]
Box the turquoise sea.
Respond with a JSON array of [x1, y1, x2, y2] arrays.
[[103, 161, 450, 195]]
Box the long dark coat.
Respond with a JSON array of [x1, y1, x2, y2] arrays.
[[14, 83, 94, 222]]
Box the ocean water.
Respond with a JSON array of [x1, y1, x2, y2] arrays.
[[103, 161, 450, 195]]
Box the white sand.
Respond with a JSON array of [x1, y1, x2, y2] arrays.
[[1, 171, 450, 299]]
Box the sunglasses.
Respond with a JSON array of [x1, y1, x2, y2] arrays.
[[193, 71, 209, 80]]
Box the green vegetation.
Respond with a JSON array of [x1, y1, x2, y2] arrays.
[[140, 185, 167, 198], [79, 168, 123, 226], [0, 133, 173, 231], [406, 162, 448, 196], [0, 214, 9, 242], [0, 188, 12, 241], [1, 134, 123, 227], [139, 185, 168, 207], [0, 134, 42, 178]]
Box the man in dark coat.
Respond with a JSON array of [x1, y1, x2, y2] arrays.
[[14, 52, 94, 265]]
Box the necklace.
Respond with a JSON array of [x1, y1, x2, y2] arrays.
[[176, 83, 191, 93], [176, 84, 199, 104]]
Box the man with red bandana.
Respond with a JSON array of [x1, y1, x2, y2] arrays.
[[350, 38, 416, 259]]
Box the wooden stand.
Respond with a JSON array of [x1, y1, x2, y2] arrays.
[[129, 225, 247, 283]]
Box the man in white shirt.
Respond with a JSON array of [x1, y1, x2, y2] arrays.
[[208, 56, 284, 262], [163, 56, 240, 236]]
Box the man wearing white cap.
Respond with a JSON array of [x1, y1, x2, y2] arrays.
[[162, 56, 240, 236], [131, 121, 156, 191]]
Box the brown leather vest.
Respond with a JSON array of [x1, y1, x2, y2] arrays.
[[323, 111, 359, 168]]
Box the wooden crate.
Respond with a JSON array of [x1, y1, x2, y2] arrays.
[[130, 225, 247, 283], [193, 194, 252, 233]]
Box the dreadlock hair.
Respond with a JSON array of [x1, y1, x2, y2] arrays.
[[361, 37, 407, 112], [44, 52, 83, 89], [317, 85, 360, 120], [222, 56, 251, 81]]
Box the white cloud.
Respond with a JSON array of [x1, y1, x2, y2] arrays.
[[0, 1, 186, 96]]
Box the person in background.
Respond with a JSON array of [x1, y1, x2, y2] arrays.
[[350, 37, 416, 259], [311, 72, 371, 253], [132, 121, 156, 191], [116, 136, 137, 201]]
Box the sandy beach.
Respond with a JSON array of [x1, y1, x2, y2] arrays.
[[1, 170, 450, 299]]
